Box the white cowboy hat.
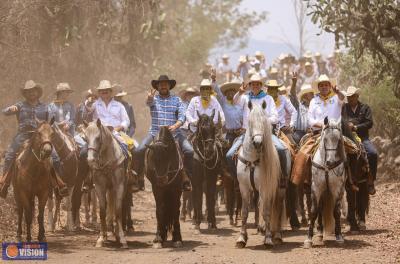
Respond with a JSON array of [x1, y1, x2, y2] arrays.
[[315, 52, 322, 58], [22, 80, 43, 98], [304, 50, 313, 59], [278, 53, 288, 61], [56, 82, 73, 93], [222, 54, 229, 59], [265, 79, 283, 88], [247, 74, 265, 85], [255, 51, 263, 57], [297, 84, 316, 99], [220, 77, 242, 95], [114, 90, 128, 97], [343, 86, 361, 97], [97, 80, 113, 90], [269, 67, 279, 74], [305, 61, 313, 67], [312, 74, 337, 90], [278, 86, 288, 92], [179, 87, 200, 99], [238, 55, 247, 63], [199, 79, 212, 89]]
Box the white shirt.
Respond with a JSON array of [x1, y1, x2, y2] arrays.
[[218, 62, 232, 74], [308, 93, 343, 128], [276, 95, 297, 128], [234, 92, 278, 129], [186, 96, 225, 126], [93, 98, 130, 131]]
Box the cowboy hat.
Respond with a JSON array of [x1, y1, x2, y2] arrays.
[[22, 80, 43, 98], [304, 50, 313, 59], [179, 87, 200, 99], [56, 82, 73, 93], [220, 78, 242, 95], [298, 84, 316, 99], [312, 74, 337, 90], [114, 89, 128, 97], [199, 79, 212, 89], [305, 61, 313, 67], [255, 51, 263, 57], [278, 53, 288, 61], [248, 74, 265, 85], [97, 80, 113, 90], [278, 86, 288, 92], [151, 75, 176, 90], [343, 86, 360, 97], [265, 79, 283, 88], [238, 55, 247, 63], [269, 67, 279, 74], [315, 52, 322, 58], [222, 54, 229, 59]]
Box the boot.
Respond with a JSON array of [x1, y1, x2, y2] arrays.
[[51, 169, 68, 197], [0, 167, 13, 199], [368, 184, 376, 195]]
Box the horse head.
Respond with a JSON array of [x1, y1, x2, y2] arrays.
[[196, 111, 216, 157], [32, 119, 54, 160], [321, 117, 344, 167], [85, 119, 104, 168], [248, 102, 268, 152]]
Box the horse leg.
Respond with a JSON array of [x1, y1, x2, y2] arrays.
[[192, 162, 202, 233], [94, 182, 107, 247], [53, 197, 61, 231], [236, 184, 249, 248], [114, 178, 128, 249], [172, 191, 183, 248], [357, 182, 368, 230], [304, 190, 320, 249], [180, 191, 187, 221], [262, 197, 274, 248], [153, 192, 163, 249], [47, 192, 55, 232], [15, 196, 23, 242], [206, 171, 217, 229], [106, 190, 115, 239], [225, 177, 235, 226], [66, 187, 75, 231], [235, 182, 242, 225], [298, 182, 307, 226], [272, 189, 286, 245], [346, 184, 359, 232], [288, 182, 300, 230], [24, 199, 33, 242], [254, 191, 260, 232], [334, 199, 344, 244], [91, 189, 98, 224], [83, 192, 90, 225], [38, 193, 48, 242]]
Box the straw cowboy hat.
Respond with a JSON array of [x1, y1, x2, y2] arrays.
[[343, 86, 361, 97], [278, 86, 289, 93], [312, 74, 337, 90], [304, 50, 313, 59], [247, 74, 265, 85], [255, 51, 263, 57], [305, 61, 313, 67], [151, 75, 176, 90], [22, 80, 43, 98], [220, 77, 242, 95], [199, 79, 212, 89], [56, 82, 73, 93], [222, 54, 229, 59], [269, 67, 279, 75], [179, 87, 200, 100], [238, 55, 247, 63], [265, 79, 283, 88], [97, 80, 113, 91], [115, 90, 128, 97], [298, 84, 316, 99]]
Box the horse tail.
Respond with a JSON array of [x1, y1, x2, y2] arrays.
[[260, 134, 280, 205], [322, 192, 335, 235], [270, 188, 287, 232]]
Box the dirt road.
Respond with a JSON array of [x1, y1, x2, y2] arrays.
[[1, 182, 399, 264]]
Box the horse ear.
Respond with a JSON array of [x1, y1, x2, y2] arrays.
[[248, 100, 252, 110], [262, 100, 266, 109], [211, 109, 215, 120], [49, 116, 55, 126], [324, 116, 329, 126], [96, 118, 102, 128], [83, 120, 89, 128]]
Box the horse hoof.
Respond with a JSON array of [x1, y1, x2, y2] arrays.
[[180, 215, 186, 222], [358, 221, 366, 231], [153, 242, 163, 249], [194, 229, 201, 235], [229, 219, 234, 226], [95, 241, 104, 248], [264, 237, 274, 248], [121, 242, 128, 249], [336, 235, 345, 244], [304, 239, 312, 249], [313, 235, 324, 246], [208, 223, 217, 230], [236, 241, 246, 248], [173, 241, 183, 248], [38, 236, 47, 242]]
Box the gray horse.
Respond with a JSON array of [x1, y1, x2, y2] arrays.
[[85, 119, 128, 248], [304, 117, 346, 248]]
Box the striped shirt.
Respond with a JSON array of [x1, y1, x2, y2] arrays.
[[147, 94, 185, 136]]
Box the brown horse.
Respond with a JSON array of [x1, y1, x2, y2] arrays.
[[13, 120, 54, 242], [145, 126, 183, 248]]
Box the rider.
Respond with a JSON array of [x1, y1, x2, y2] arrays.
[[48, 83, 76, 136], [291, 74, 344, 186], [0, 80, 68, 198], [113, 86, 136, 138], [133, 75, 192, 191], [342, 86, 378, 195], [227, 74, 289, 182], [185, 79, 226, 129]]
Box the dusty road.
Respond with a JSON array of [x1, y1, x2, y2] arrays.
[[1, 181, 400, 264]]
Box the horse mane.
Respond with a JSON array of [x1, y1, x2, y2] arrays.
[[248, 104, 280, 203], [158, 126, 175, 147]]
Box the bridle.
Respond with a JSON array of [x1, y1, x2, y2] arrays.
[[31, 140, 53, 162], [87, 128, 116, 170], [193, 121, 220, 170], [52, 125, 77, 162]]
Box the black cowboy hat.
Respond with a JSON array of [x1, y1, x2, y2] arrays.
[[151, 75, 176, 90]]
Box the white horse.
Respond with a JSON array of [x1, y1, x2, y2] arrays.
[[236, 101, 287, 248], [304, 117, 346, 248]]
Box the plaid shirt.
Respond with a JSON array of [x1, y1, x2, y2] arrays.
[[3, 101, 48, 132], [147, 94, 185, 136]]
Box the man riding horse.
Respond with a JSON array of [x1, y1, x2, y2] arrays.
[[0, 80, 68, 198], [134, 75, 192, 191]]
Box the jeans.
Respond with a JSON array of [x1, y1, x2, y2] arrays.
[[362, 139, 378, 180], [3, 132, 62, 177], [134, 131, 194, 178], [225, 133, 288, 179]]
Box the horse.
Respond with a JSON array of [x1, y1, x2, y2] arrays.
[[47, 123, 79, 232], [341, 119, 370, 232], [85, 119, 128, 248], [304, 117, 346, 248], [191, 110, 223, 233], [145, 126, 184, 248], [13, 119, 54, 242], [236, 101, 287, 248]]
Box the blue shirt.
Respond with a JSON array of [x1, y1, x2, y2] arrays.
[[3, 101, 48, 132], [147, 94, 185, 136], [213, 84, 243, 130], [48, 101, 76, 134]]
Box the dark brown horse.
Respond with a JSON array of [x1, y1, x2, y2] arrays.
[[192, 110, 222, 233], [13, 120, 54, 242], [145, 126, 183, 248]]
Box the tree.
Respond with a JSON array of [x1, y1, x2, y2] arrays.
[[305, 0, 400, 98]]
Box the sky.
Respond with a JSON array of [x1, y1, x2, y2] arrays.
[[211, 0, 336, 66]]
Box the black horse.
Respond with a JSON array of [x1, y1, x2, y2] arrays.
[[342, 119, 370, 232], [145, 126, 184, 248], [192, 110, 223, 233]]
